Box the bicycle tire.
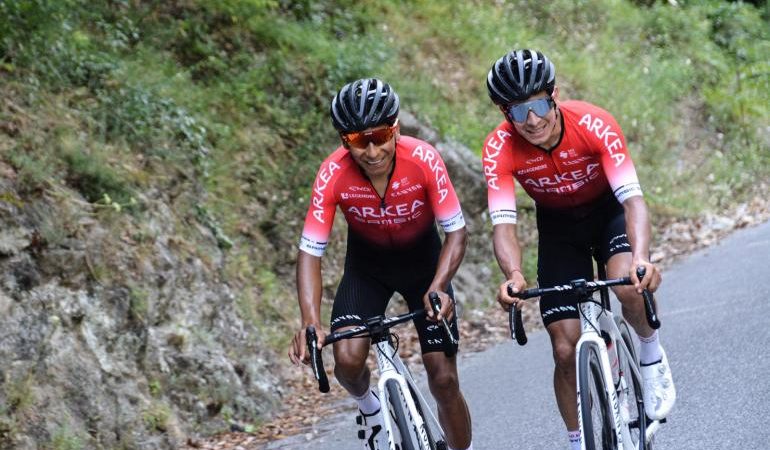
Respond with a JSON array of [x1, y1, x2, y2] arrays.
[[616, 317, 653, 450], [579, 341, 617, 450], [386, 380, 419, 450]]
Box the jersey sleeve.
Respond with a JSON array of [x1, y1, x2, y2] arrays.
[[298, 158, 342, 257], [580, 109, 643, 203], [483, 127, 518, 225], [416, 144, 465, 233]]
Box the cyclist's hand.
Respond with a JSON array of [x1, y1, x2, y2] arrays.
[[631, 259, 661, 293], [498, 271, 527, 312], [424, 290, 454, 322], [288, 325, 326, 366]]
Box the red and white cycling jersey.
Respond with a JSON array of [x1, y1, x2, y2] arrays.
[[483, 100, 643, 224], [299, 136, 466, 256]]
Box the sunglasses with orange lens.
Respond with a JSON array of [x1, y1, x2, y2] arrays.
[[341, 120, 398, 148]]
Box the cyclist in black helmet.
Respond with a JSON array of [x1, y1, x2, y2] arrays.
[[483, 49, 676, 450], [290, 78, 474, 450]]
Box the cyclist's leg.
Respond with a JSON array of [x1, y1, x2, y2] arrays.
[[330, 265, 392, 397], [602, 209, 676, 420], [536, 211, 594, 436], [422, 351, 472, 449], [397, 244, 472, 449], [545, 319, 582, 430], [331, 264, 395, 449], [601, 209, 657, 343]]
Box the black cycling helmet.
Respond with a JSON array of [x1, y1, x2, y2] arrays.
[[487, 49, 556, 105], [330, 78, 399, 133]]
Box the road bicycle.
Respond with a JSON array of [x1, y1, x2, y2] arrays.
[[508, 266, 666, 450], [306, 292, 456, 450]]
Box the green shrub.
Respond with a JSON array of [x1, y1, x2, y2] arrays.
[[60, 145, 133, 204]]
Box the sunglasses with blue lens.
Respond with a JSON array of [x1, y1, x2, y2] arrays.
[[505, 97, 555, 123]]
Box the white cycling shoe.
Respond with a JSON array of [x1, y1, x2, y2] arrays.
[[641, 347, 677, 420], [356, 409, 390, 450]]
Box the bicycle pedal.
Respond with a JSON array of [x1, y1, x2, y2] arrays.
[[357, 430, 365, 439], [356, 416, 363, 425], [436, 441, 448, 450]]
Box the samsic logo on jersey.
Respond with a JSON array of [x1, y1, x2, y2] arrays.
[[347, 199, 425, 225]]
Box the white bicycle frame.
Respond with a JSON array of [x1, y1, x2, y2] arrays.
[[374, 338, 445, 450], [576, 299, 662, 450]]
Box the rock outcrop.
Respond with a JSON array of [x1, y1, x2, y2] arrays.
[[0, 172, 279, 449]]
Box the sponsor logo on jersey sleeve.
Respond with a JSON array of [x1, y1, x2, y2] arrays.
[[438, 210, 466, 232], [483, 129, 512, 191], [311, 161, 341, 224], [490, 209, 518, 225], [613, 182, 643, 203], [412, 145, 449, 203], [299, 235, 327, 257], [578, 113, 626, 166]]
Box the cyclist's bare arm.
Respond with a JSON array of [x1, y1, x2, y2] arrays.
[[425, 227, 467, 321], [492, 223, 527, 310], [289, 250, 325, 366], [622, 196, 661, 293]]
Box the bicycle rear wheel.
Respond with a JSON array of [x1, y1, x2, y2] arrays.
[[579, 341, 617, 450], [616, 317, 653, 450]]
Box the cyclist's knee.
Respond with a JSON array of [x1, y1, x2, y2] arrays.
[[333, 352, 368, 380], [552, 340, 576, 372], [427, 370, 459, 399], [424, 354, 459, 395]]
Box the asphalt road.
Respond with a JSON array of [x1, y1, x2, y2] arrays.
[[266, 220, 770, 450]]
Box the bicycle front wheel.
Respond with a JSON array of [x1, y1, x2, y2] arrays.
[[579, 341, 617, 450], [386, 380, 418, 450]]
